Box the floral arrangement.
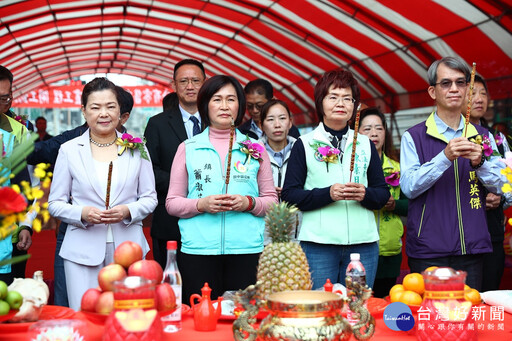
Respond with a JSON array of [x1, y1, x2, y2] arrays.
[[239, 138, 264, 164], [116, 133, 148, 160], [501, 152, 512, 194], [470, 134, 499, 160], [501, 152, 512, 234], [310, 140, 340, 172], [0, 131, 52, 266], [1, 164, 52, 238]]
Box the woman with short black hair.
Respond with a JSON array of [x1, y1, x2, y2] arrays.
[[282, 69, 389, 289]]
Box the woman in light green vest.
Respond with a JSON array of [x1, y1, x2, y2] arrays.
[[166, 75, 278, 300], [359, 107, 408, 298], [281, 70, 390, 289]]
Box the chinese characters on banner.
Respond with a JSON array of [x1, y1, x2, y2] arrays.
[[13, 85, 170, 108]]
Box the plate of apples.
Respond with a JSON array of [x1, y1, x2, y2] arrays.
[[81, 241, 178, 325]]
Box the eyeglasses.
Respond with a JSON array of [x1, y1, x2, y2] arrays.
[[176, 78, 203, 88], [0, 94, 12, 104], [325, 96, 355, 105], [247, 103, 265, 111], [435, 79, 468, 89]]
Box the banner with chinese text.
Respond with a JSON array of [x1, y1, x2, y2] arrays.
[[13, 85, 170, 108]]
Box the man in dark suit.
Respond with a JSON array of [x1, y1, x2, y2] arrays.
[[144, 59, 206, 271], [238, 78, 300, 139]]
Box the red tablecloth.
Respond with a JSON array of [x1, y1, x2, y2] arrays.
[[1, 306, 512, 340]]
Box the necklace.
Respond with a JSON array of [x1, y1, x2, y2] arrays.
[[89, 136, 117, 147]]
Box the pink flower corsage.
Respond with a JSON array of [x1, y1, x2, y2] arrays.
[[14, 115, 28, 126], [239, 139, 265, 164], [384, 171, 400, 187], [495, 133, 503, 147], [310, 141, 340, 172], [115, 133, 148, 160], [470, 134, 498, 160]]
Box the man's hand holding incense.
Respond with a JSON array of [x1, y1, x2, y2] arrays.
[[444, 137, 482, 166]]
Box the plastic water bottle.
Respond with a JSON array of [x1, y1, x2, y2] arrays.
[[345, 253, 366, 326], [161, 241, 182, 333]]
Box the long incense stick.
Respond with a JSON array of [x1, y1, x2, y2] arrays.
[[225, 119, 235, 194], [464, 62, 477, 138], [105, 161, 113, 209], [349, 109, 361, 182]]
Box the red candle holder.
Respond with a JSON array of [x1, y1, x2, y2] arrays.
[[416, 267, 476, 341], [103, 276, 162, 341]]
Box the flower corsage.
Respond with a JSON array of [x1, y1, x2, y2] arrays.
[[384, 171, 400, 187], [14, 115, 28, 127], [239, 138, 264, 164], [116, 133, 149, 160], [310, 140, 340, 172], [495, 133, 503, 147], [470, 134, 500, 160]]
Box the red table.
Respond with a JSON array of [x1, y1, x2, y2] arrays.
[[1, 305, 511, 340]]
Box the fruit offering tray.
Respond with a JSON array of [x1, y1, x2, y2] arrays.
[[0, 305, 76, 332]]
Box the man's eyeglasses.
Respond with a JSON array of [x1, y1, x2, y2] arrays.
[[435, 79, 468, 89], [0, 94, 12, 104], [176, 78, 203, 88], [247, 103, 265, 111]]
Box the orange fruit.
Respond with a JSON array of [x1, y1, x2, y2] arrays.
[[399, 290, 423, 306], [403, 273, 425, 295], [424, 266, 438, 272], [464, 284, 471, 292], [389, 284, 404, 297], [465, 288, 481, 305], [390, 290, 404, 303]]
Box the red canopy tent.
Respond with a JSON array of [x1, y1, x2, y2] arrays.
[[1, 0, 511, 125]]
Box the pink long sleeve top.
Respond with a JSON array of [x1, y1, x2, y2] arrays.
[[166, 127, 278, 218]]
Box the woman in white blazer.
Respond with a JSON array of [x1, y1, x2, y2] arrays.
[[48, 78, 157, 310]]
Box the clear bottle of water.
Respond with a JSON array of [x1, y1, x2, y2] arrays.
[[161, 241, 182, 333], [345, 253, 366, 326]]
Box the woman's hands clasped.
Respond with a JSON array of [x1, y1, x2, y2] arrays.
[[81, 205, 131, 224], [197, 194, 250, 213], [330, 182, 366, 202]]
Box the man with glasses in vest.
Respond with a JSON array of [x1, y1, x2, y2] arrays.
[[400, 56, 503, 290]]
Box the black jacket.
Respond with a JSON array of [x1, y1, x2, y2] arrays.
[[144, 103, 189, 240]]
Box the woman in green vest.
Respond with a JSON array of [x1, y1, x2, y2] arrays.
[[281, 70, 389, 289], [359, 107, 408, 298], [166, 75, 278, 300]]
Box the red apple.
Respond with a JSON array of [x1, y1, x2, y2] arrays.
[[114, 241, 143, 269], [98, 263, 127, 292], [81, 288, 102, 312], [95, 291, 114, 314], [155, 283, 177, 312], [128, 260, 163, 283]]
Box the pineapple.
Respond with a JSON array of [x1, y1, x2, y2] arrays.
[[257, 202, 312, 297]]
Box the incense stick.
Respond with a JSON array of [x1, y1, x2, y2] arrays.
[[464, 62, 477, 138], [105, 161, 113, 209], [225, 119, 235, 194], [349, 110, 361, 182]]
